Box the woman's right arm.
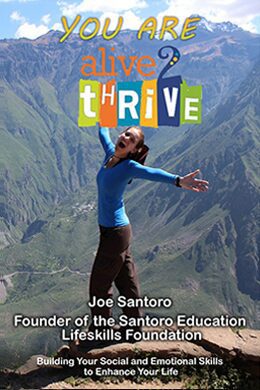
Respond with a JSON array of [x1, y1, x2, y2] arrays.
[[98, 125, 115, 155], [128, 160, 209, 192]]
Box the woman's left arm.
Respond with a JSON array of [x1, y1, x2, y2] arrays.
[[128, 161, 208, 192], [178, 169, 209, 192]]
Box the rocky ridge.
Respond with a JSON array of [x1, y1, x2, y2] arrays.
[[0, 327, 259, 389]]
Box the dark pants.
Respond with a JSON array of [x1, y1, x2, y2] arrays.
[[89, 224, 142, 329]]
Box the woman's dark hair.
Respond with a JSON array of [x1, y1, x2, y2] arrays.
[[129, 144, 149, 165], [131, 126, 145, 149], [125, 126, 149, 184]]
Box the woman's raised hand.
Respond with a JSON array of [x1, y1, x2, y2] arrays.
[[179, 169, 209, 192]]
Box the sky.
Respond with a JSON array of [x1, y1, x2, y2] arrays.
[[0, 0, 259, 40]]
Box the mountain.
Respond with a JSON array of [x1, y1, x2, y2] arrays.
[[127, 57, 260, 316], [0, 38, 101, 246], [0, 24, 259, 368], [0, 25, 259, 244], [197, 16, 243, 33]]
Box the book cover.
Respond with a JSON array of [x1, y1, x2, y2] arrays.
[[0, 1, 259, 388]]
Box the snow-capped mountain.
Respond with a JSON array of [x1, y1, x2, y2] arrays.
[[197, 16, 242, 33]]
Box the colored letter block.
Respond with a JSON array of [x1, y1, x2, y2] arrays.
[[100, 80, 118, 127], [180, 80, 202, 124], [118, 81, 142, 126], [140, 79, 158, 128], [78, 80, 100, 127], [158, 75, 182, 126]]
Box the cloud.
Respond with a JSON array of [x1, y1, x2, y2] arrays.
[[15, 21, 49, 39], [58, 0, 147, 18], [10, 11, 26, 22], [157, 0, 260, 33], [11, 11, 51, 39], [9, 9, 51, 39], [41, 14, 51, 25], [99, 11, 143, 31], [120, 11, 143, 30], [240, 21, 258, 33], [52, 22, 63, 31]]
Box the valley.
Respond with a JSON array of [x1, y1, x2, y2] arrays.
[[0, 21, 259, 368]]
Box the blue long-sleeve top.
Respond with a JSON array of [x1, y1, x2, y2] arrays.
[[97, 127, 178, 227]]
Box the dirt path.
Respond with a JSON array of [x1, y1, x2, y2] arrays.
[[0, 267, 89, 303], [4, 266, 88, 279]]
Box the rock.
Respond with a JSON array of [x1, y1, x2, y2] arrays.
[[1, 326, 259, 389], [136, 340, 210, 359], [68, 326, 211, 360], [194, 327, 260, 369], [194, 327, 239, 358], [236, 329, 260, 361], [15, 354, 47, 375], [69, 338, 210, 360]]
